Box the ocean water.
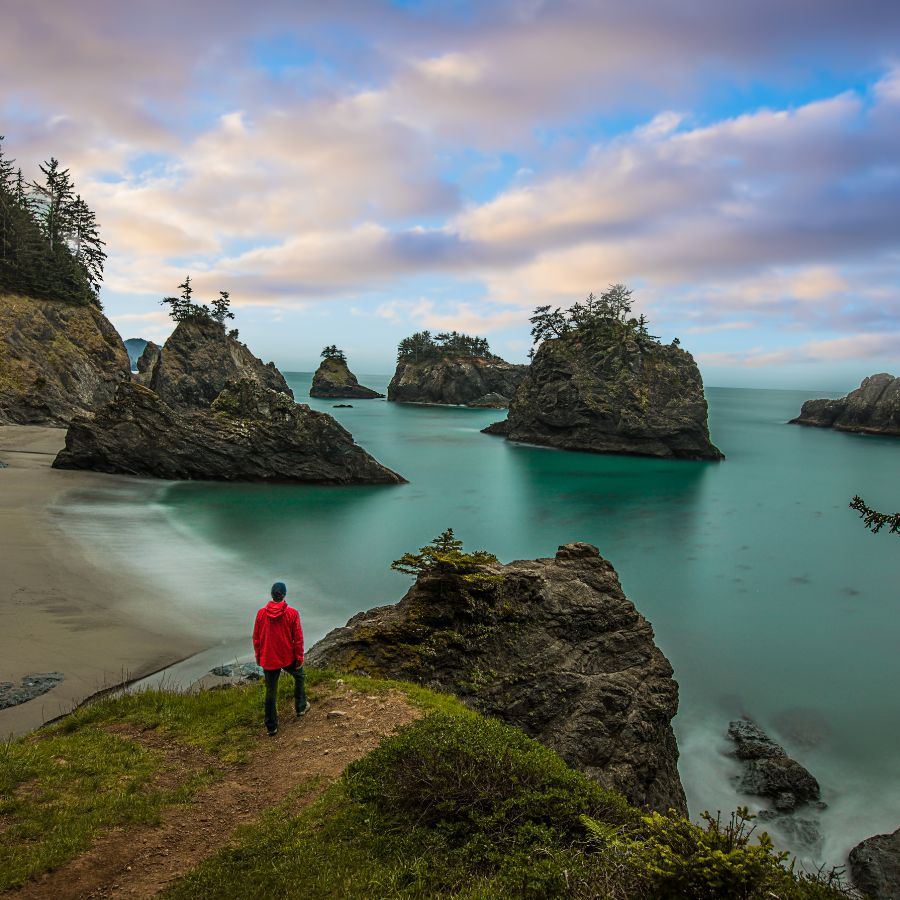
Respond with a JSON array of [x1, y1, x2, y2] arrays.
[[59, 375, 900, 868]]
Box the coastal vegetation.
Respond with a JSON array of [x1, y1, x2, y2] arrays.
[[396, 329, 495, 362], [320, 344, 347, 362], [850, 495, 900, 536], [160, 276, 237, 334], [390, 527, 500, 588], [0, 672, 851, 898], [0, 136, 105, 306]]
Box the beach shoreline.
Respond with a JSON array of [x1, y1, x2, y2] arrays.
[[0, 425, 207, 738]]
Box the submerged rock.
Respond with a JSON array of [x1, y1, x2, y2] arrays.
[[53, 379, 406, 485], [849, 827, 900, 899], [146, 318, 293, 410], [0, 672, 65, 709], [0, 293, 130, 425], [387, 356, 526, 407], [790, 373, 900, 436], [308, 541, 686, 814], [488, 333, 722, 460], [310, 357, 384, 399], [727, 717, 821, 812]]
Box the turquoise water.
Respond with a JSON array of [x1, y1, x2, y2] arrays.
[[117, 375, 900, 865]]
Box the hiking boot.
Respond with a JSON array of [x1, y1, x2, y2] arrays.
[[267, 726, 278, 737], [296, 701, 311, 717]]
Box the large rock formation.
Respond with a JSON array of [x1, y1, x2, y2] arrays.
[[134, 340, 160, 382], [0, 294, 130, 425], [310, 357, 384, 399], [486, 334, 722, 460], [387, 356, 527, 407], [790, 374, 900, 436], [308, 541, 686, 814], [145, 318, 293, 410], [53, 379, 405, 485], [849, 828, 900, 900]]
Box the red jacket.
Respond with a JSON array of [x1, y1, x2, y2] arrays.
[[253, 601, 304, 670]]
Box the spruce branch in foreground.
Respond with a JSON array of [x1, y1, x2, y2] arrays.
[[850, 496, 900, 536]]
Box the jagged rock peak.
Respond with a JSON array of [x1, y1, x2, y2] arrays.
[[310, 356, 384, 399], [53, 378, 406, 485], [790, 373, 900, 436], [387, 355, 527, 407], [849, 827, 900, 900], [308, 540, 686, 814], [0, 293, 130, 425], [486, 332, 722, 460], [147, 317, 293, 410]]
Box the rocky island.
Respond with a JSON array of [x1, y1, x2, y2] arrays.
[[54, 378, 405, 484], [485, 287, 723, 460], [0, 293, 130, 425], [52, 285, 404, 484], [310, 346, 384, 399], [790, 373, 900, 436], [308, 535, 686, 814], [387, 330, 526, 407]]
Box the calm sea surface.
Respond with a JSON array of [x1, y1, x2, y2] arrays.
[[64, 375, 900, 866]]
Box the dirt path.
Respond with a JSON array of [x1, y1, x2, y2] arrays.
[[12, 683, 419, 899]]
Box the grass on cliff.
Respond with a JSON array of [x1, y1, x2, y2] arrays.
[[2, 671, 852, 898], [165, 691, 851, 900]]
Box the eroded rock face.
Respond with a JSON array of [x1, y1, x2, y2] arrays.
[[387, 356, 526, 407], [487, 335, 722, 460], [0, 294, 130, 425], [790, 374, 900, 436], [849, 828, 900, 900], [308, 541, 686, 814], [53, 379, 405, 485], [146, 318, 293, 410], [134, 340, 160, 382], [310, 357, 384, 399]]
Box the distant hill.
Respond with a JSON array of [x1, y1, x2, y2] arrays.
[[123, 338, 148, 370]]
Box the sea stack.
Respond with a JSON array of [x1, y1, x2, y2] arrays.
[[387, 330, 526, 407], [310, 350, 384, 399], [54, 379, 406, 485], [308, 541, 686, 815], [790, 374, 900, 436], [485, 294, 722, 460], [144, 317, 293, 410], [0, 293, 130, 425]]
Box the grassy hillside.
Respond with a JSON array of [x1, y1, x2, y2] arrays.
[[1, 672, 852, 899]]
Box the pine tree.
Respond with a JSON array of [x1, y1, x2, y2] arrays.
[[31, 157, 74, 253], [211, 290, 234, 326], [391, 528, 500, 587], [68, 195, 106, 299]]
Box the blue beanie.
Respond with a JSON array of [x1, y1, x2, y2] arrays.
[[271, 581, 287, 599]]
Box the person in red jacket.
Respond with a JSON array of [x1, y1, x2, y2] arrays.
[[252, 581, 309, 736]]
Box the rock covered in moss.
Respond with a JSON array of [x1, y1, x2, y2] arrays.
[[53, 379, 405, 484], [147, 318, 293, 410], [790, 374, 900, 436], [308, 541, 686, 814], [387, 356, 526, 406], [310, 357, 384, 399], [0, 293, 130, 425], [487, 334, 722, 460]]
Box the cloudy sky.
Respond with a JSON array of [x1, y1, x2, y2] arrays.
[[3, 0, 899, 388]]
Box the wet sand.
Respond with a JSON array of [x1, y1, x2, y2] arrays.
[[0, 426, 204, 738]]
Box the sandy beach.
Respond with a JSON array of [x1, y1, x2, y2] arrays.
[[0, 425, 205, 738]]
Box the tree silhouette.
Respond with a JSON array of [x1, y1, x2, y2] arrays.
[[850, 496, 900, 536]]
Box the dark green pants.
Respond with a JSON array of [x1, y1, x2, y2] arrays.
[[263, 663, 306, 732]]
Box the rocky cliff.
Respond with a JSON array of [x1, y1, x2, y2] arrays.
[[310, 357, 384, 399], [308, 541, 686, 814], [387, 356, 526, 407], [145, 318, 293, 410], [790, 374, 900, 436], [134, 340, 160, 382], [53, 379, 405, 484], [486, 334, 722, 460], [0, 294, 130, 425]]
